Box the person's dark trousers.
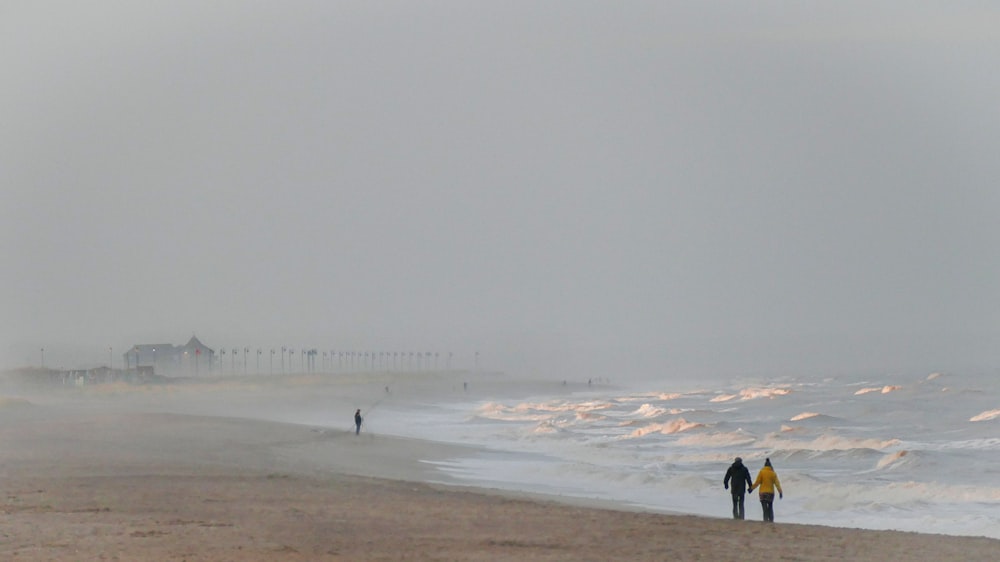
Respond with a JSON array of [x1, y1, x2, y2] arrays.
[[759, 493, 774, 522], [731, 493, 745, 520]]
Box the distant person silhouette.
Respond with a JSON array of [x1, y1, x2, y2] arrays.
[[354, 409, 363, 435], [723, 456, 753, 519], [749, 458, 783, 522]]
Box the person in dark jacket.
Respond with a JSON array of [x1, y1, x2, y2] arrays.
[[354, 409, 363, 435], [723, 456, 753, 520]]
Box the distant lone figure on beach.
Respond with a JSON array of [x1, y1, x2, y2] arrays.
[[749, 458, 783, 522], [723, 456, 753, 520], [354, 409, 363, 435]]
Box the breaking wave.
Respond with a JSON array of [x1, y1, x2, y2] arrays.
[[875, 450, 909, 470], [632, 403, 668, 418], [855, 385, 902, 395], [970, 409, 1000, 422], [625, 418, 704, 438], [711, 387, 791, 403], [476, 399, 616, 422]]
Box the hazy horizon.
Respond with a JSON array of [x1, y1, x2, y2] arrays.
[[3, 2, 998, 380]]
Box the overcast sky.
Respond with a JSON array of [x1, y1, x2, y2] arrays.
[[2, 2, 998, 379]]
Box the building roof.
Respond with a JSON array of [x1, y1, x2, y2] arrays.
[[132, 344, 174, 352], [182, 335, 213, 353], [127, 336, 215, 356]]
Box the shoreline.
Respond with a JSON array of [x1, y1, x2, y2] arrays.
[[1, 407, 999, 560], [0, 414, 1000, 561], [3, 375, 1000, 560]]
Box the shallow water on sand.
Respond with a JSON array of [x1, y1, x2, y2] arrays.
[[349, 371, 1000, 539], [94, 369, 997, 539]]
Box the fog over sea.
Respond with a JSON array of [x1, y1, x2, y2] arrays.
[[308, 370, 1000, 539]]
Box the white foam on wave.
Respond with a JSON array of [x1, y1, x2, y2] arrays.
[[525, 400, 614, 413], [625, 418, 704, 438], [532, 420, 563, 434], [970, 409, 1000, 422], [475, 399, 615, 422], [476, 402, 551, 422], [875, 450, 909, 470], [790, 412, 820, 421], [625, 392, 683, 402], [739, 387, 792, 400], [632, 403, 667, 418], [710, 387, 791, 403], [854, 385, 902, 395]]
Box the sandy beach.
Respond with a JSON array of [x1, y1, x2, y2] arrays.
[[2, 373, 998, 561]]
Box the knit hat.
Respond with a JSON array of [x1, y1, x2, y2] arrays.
[[764, 458, 772, 467]]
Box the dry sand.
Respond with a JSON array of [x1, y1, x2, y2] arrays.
[[1, 374, 998, 561]]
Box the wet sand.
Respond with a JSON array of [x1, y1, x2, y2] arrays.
[[1, 374, 998, 561]]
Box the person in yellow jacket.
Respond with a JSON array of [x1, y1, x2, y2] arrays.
[[749, 458, 783, 522]]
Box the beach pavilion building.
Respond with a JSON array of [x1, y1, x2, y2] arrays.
[[124, 335, 214, 376]]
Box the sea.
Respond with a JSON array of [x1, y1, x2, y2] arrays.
[[336, 370, 1000, 539]]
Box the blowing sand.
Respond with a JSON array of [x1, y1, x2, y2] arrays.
[[1, 373, 998, 561]]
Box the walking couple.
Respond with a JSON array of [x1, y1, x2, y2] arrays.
[[723, 457, 783, 522]]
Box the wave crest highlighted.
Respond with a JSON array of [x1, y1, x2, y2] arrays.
[[711, 387, 791, 403], [632, 403, 667, 418], [626, 418, 704, 438], [855, 385, 902, 395], [876, 450, 909, 470], [970, 409, 1000, 422]]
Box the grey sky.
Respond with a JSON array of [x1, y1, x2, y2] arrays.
[[3, 2, 998, 378]]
